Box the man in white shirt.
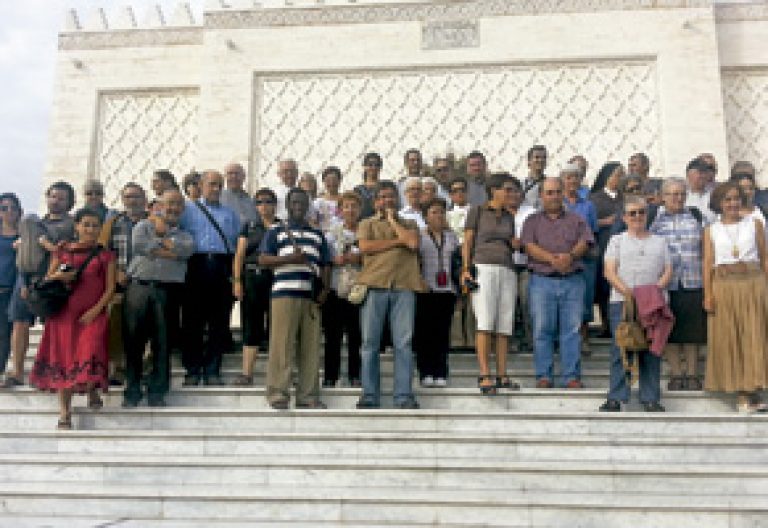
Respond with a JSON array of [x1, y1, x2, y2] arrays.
[[399, 176, 426, 230], [397, 149, 424, 206], [522, 145, 547, 209], [685, 157, 716, 225], [273, 159, 298, 220]]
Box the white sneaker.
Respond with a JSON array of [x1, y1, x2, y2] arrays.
[[434, 378, 447, 387], [421, 376, 434, 387]]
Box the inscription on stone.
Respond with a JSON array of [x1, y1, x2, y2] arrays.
[[422, 20, 480, 50]]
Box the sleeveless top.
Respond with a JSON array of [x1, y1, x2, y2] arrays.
[[710, 217, 759, 266]]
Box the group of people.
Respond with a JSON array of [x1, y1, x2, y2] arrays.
[[1, 145, 767, 429]]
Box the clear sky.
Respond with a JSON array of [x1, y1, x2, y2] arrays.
[[0, 1, 203, 214], [0, 0, 749, 213]]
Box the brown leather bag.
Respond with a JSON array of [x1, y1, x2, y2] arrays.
[[614, 297, 646, 379]]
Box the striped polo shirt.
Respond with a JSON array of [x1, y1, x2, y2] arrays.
[[260, 221, 331, 299]]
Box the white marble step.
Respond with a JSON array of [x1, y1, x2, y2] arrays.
[[2, 453, 767, 495], [2, 430, 767, 464], [1, 408, 766, 436], [2, 518, 484, 528], [0, 386, 736, 412], [0, 483, 765, 526]]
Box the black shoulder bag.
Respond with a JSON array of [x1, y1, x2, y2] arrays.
[[194, 201, 233, 254], [27, 246, 102, 318]]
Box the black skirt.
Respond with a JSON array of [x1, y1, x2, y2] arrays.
[[668, 288, 707, 344]]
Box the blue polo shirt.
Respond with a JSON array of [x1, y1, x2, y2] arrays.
[[564, 196, 598, 234]]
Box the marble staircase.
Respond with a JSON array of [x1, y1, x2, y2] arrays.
[[0, 330, 766, 527]]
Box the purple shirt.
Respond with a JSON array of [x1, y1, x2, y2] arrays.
[[520, 209, 595, 275]]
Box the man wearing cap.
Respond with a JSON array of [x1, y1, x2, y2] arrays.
[[521, 177, 594, 389], [684, 158, 716, 225]]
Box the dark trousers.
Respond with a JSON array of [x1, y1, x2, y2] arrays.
[[0, 289, 12, 374], [241, 268, 271, 347], [183, 253, 233, 377], [322, 290, 362, 383], [123, 281, 174, 400], [414, 291, 456, 380]]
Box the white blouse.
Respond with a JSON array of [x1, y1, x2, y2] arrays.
[[710, 217, 760, 266]]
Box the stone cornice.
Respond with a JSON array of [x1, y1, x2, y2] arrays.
[[204, 0, 713, 30], [715, 2, 768, 22], [58, 27, 203, 51]]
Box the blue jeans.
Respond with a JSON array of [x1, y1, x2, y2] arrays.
[[581, 258, 597, 323], [529, 273, 584, 385], [360, 288, 416, 405], [607, 302, 661, 403]]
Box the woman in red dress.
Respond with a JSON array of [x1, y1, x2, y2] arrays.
[[30, 208, 116, 429]]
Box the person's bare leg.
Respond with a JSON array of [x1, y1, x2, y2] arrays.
[[9, 321, 30, 382], [58, 389, 73, 428], [494, 334, 509, 378], [475, 331, 494, 391], [242, 346, 257, 378]]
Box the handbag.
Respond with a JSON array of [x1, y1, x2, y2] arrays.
[[614, 296, 647, 380], [26, 246, 102, 318], [347, 283, 368, 305]]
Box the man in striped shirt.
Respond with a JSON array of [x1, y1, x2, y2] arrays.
[[259, 188, 331, 410]]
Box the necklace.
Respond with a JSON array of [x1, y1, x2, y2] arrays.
[[722, 221, 741, 259]]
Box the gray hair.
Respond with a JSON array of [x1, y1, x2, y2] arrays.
[[623, 194, 647, 209], [404, 176, 421, 191], [420, 176, 438, 190], [661, 177, 686, 195]]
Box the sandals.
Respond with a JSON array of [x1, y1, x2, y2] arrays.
[[57, 413, 72, 430], [231, 374, 253, 387], [478, 375, 497, 395], [496, 376, 520, 391]]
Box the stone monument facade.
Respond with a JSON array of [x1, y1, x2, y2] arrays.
[[46, 0, 768, 205]]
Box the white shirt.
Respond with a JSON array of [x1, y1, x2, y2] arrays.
[[685, 187, 716, 225], [274, 182, 291, 220], [710, 217, 760, 266], [447, 204, 471, 243], [512, 204, 537, 266], [399, 205, 426, 230]]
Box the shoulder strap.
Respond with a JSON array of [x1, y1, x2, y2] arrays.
[[194, 201, 232, 254], [687, 206, 703, 225], [73, 245, 103, 281]]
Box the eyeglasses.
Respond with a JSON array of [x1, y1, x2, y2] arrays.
[[449, 187, 466, 194], [543, 189, 563, 196], [626, 209, 647, 217], [85, 190, 103, 196], [255, 200, 276, 205], [435, 167, 449, 173], [625, 186, 641, 193]]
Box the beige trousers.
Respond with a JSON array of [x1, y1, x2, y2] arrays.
[[266, 297, 321, 405]]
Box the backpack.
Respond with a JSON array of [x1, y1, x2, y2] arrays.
[[16, 215, 75, 275]]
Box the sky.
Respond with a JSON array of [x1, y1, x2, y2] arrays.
[[0, 1, 203, 213], [0, 0, 751, 213]]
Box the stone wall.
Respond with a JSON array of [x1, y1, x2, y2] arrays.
[[45, 0, 768, 206]]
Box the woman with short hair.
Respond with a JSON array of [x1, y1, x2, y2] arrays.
[[462, 173, 518, 394], [600, 195, 672, 413], [649, 177, 706, 390], [703, 182, 768, 413]]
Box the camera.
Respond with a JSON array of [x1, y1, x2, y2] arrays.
[[463, 276, 479, 292], [58, 264, 73, 273]]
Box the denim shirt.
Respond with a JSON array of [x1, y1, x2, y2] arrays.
[[179, 199, 241, 254]]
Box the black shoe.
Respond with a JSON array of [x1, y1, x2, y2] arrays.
[[599, 399, 621, 412], [182, 374, 200, 387], [109, 378, 124, 387], [643, 401, 665, 412], [394, 398, 420, 410], [203, 375, 225, 386], [147, 396, 167, 407], [121, 398, 140, 408], [355, 398, 380, 409], [322, 379, 337, 388]]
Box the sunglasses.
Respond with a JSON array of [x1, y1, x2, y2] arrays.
[[255, 200, 276, 205], [626, 209, 647, 217], [85, 190, 103, 196]]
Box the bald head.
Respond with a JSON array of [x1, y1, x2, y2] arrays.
[[224, 162, 246, 191], [159, 189, 185, 224], [278, 159, 298, 187], [540, 177, 564, 214], [201, 170, 224, 203]]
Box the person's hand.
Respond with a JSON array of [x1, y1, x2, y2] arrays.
[[703, 294, 715, 313], [79, 307, 101, 325], [161, 238, 175, 251], [116, 271, 128, 287], [233, 280, 243, 300], [460, 269, 473, 286], [510, 238, 522, 250], [333, 255, 346, 266], [50, 269, 77, 282], [20, 286, 28, 300], [551, 254, 572, 273], [287, 249, 308, 265], [38, 236, 56, 253], [621, 287, 634, 300], [150, 216, 168, 236], [316, 288, 330, 306], [12, 239, 21, 250]]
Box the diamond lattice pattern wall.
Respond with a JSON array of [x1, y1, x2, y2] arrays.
[[254, 61, 660, 187], [95, 89, 199, 205], [722, 69, 768, 182]]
